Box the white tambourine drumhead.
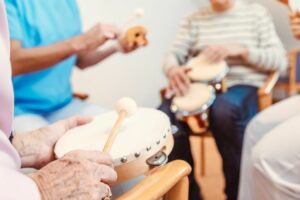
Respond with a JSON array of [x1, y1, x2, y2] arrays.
[[172, 83, 216, 116], [187, 58, 229, 82], [54, 108, 172, 166]]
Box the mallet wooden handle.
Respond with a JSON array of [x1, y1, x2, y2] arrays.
[[103, 110, 127, 153]]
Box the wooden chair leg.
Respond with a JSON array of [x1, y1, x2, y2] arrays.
[[200, 136, 206, 176], [164, 176, 190, 200]]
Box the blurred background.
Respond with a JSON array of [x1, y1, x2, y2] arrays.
[[73, 0, 299, 109]]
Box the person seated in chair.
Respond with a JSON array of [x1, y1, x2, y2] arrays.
[[158, 0, 287, 199], [5, 0, 143, 132], [238, 10, 300, 200], [0, 2, 116, 198]]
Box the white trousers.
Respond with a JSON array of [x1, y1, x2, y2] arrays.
[[238, 96, 300, 200], [13, 99, 107, 132]]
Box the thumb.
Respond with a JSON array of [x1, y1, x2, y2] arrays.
[[64, 116, 93, 131]]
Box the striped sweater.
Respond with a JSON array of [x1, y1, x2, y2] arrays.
[[163, 1, 288, 87]]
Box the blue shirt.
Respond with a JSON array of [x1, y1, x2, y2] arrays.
[[5, 0, 82, 116]]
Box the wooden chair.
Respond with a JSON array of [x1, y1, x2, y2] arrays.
[[160, 71, 279, 176], [275, 47, 300, 96], [73, 92, 89, 100], [117, 160, 191, 200]]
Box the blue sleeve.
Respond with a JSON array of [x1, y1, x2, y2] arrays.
[[69, 0, 82, 34], [4, 0, 24, 41]]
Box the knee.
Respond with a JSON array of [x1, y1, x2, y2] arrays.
[[158, 99, 175, 118], [250, 145, 274, 178], [210, 94, 239, 122]]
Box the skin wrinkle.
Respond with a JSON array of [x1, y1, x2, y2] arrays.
[[29, 151, 116, 199]]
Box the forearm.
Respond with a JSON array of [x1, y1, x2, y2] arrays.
[[246, 47, 288, 73], [163, 53, 182, 76], [76, 44, 119, 69], [11, 40, 75, 76]]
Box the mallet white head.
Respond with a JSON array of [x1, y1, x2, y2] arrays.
[[116, 97, 137, 117], [134, 8, 145, 18]]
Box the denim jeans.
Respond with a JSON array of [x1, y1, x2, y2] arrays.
[[210, 85, 258, 200], [159, 85, 258, 200]]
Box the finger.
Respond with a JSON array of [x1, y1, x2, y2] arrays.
[[207, 48, 222, 63], [215, 48, 228, 61], [170, 79, 180, 97], [174, 75, 187, 96], [165, 84, 174, 99], [178, 69, 191, 87], [289, 12, 297, 19], [100, 24, 121, 40], [64, 116, 93, 131], [65, 150, 114, 167], [90, 163, 118, 184], [291, 25, 300, 30], [45, 116, 93, 140], [95, 182, 112, 199], [212, 46, 228, 62], [201, 47, 216, 62], [183, 67, 192, 73], [291, 17, 300, 24]]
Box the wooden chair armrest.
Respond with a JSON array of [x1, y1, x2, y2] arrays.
[[289, 47, 300, 55], [258, 71, 280, 96], [277, 0, 288, 5], [73, 92, 89, 100], [160, 88, 167, 101], [117, 160, 192, 200]]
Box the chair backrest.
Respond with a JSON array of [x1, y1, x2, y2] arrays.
[[288, 48, 300, 95]]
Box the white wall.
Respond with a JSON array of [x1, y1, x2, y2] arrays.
[[72, 0, 198, 109], [73, 0, 300, 109], [254, 0, 300, 50]]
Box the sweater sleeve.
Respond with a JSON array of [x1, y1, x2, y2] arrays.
[[247, 5, 288, 75], [163, 16, 198, 75], [0, 131, 41, 200]]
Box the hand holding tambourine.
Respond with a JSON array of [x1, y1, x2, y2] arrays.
[[118, 8, 148, 53]]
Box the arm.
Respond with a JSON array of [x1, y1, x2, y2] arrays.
[[11, 23, 120, 76], [10, 40, 75, 76], [76, 43, 119, 69], [163, 16, 198, 75], [12, 116, 92, 169], [76, 27, 145, 69], [246, 7, 288, 74]]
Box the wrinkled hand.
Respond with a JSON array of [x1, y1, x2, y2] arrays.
[[200, 44, 248, 63], [166, 67, 191, 97], [13, 116, 92, 169], [290, 12, 300, 39], [29, 151, 117, 200], [70, 23, 121, 55]]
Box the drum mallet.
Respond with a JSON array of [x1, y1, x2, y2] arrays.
[[102, 97, 137, 153], [123, 8, 145, 29]]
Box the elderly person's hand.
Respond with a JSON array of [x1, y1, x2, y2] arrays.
[[200, 44, 249, 63], [12, 116, 92, 169], [166, 67, 191, 97], [290, 12, 300, 39], [29, 150, 117, 200]]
